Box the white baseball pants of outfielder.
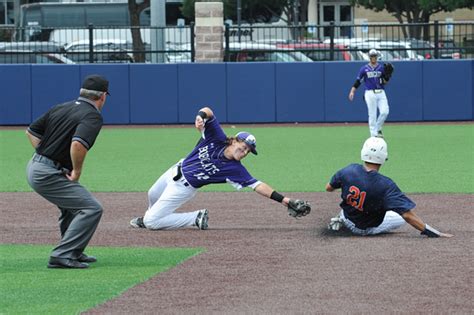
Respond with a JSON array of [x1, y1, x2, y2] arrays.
[[364, 90, 389, 137], [340, 210, 406, 235], [143, 163, 200, 230]]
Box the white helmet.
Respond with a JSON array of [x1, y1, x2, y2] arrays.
[[368, 49, 379, 57], [361, 137, 388, 165]]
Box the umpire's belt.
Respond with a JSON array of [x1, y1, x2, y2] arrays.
[[32, 153, 63, 170], [172, 164, 189, 187]]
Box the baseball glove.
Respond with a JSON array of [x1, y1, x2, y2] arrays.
[[383, 63, 394, 82], [288, 199, 311, 218]]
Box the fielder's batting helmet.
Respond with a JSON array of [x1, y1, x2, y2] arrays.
[[361, 137, 388, 165]]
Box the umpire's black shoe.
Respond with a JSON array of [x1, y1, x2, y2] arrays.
[[78, 253, 97, 263], [47, 257, 89, 269]]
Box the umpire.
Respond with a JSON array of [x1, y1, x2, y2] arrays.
[[26, 74, 110, 269]]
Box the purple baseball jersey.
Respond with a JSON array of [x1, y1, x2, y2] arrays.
[[357, 63, 386, 90], [330, 164, 415, 229], [181, 116, 259, 189]]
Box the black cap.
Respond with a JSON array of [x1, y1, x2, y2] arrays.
[[82, 74, 110, 95]]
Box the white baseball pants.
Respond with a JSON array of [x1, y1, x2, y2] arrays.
[[364, 90, 389, 137], [340, 210, 406, 235], [143, 163, 200, 230]]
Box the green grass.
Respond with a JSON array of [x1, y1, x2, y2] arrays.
[[0, 244, 202, 314], [0, 124, 473, 193]]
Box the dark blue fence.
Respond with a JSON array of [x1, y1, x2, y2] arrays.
[[0, 60, 472, 125]]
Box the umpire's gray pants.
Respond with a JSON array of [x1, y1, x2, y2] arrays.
[[27, 154, 103, 260]]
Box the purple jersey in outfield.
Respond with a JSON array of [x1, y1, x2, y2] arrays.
[[357, 63, 385, 90], [330, 163, 415, 229], [181, 116, 259, 189]]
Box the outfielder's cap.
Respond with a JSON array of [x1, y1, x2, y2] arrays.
[[82, 74, 110, 95], [368, 49, 379, 57], [236, 131, 257, 155]]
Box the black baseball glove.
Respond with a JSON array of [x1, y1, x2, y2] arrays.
[[288, 199, 311, 218], [382, 63, 394, 83]]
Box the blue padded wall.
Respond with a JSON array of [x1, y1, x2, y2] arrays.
[[31, 65, 80, 121], [129, 64, 178, 124], [1, 61, 472, 126], [422, 60, 472, 120], [275, 63, 325, 122], [386, 61, 423, 121], [81, 64, 130, 124], [0, 65, 31, 125], [324, 62, 368, 122], [226, 63, 276, 123], [178, 63, 227, 123]]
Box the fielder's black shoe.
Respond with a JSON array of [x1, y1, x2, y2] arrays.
[[130, 217, 146, 228], [47, 257, 89, 269], [78, 253, 97, 263], [376, 130, 384, 138]]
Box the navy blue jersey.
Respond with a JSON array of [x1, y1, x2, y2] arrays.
[[181, 116, 259, 189], [357, 63, 385, 90], [330, 163, 415, 229]]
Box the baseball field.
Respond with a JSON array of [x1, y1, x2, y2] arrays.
[[1, 123, 473, 314]]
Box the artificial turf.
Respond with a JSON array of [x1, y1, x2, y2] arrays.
[[0, 123, 472, 193], [0, 244, 202, 314]]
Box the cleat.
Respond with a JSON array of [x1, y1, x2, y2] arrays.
[[130, 217, 146, 228], [195, 209, 209, 230], [328, 215, 343, 231]]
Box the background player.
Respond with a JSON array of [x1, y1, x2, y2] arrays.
[[130, 107, 309, 230], [348, 49, 392, 138], [325, 137, 453, 238]]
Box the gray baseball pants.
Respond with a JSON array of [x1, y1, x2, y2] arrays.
[[27, 153, 103, 259]]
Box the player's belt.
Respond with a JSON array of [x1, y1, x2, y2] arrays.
[[371, 89, 383, 93], [172, 164, 189, 187]]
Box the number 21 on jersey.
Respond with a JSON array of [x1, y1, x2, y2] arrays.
[[346, 186, 366, 211]]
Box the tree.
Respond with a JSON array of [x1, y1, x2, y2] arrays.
[[128, 0, 150, 63], [350, 0, 474, 39]]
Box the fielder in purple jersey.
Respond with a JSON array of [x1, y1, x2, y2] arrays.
[[349, 49, 392, 138], [325, 137, 453, 238], [130, 107, 304, 230]]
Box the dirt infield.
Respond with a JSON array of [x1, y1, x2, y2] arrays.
[[1, 191, 472, 314]]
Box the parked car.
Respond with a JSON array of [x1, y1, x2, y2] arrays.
[[437, 40, 462, 59], [64, 39, 134, 63], [277, 43, 355, 61], [403, 39, 435, 59], [0, 41, 66, 53], [225, 42, 313, 62], [0, 50, 75, 64]]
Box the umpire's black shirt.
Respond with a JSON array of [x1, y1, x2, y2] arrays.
[[28, 97, 103, 171]]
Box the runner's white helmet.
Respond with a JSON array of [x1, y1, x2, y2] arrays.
[[361, 137, 388, 165]]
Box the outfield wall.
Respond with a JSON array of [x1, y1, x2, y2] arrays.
[[0, 60, 472, 125]]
